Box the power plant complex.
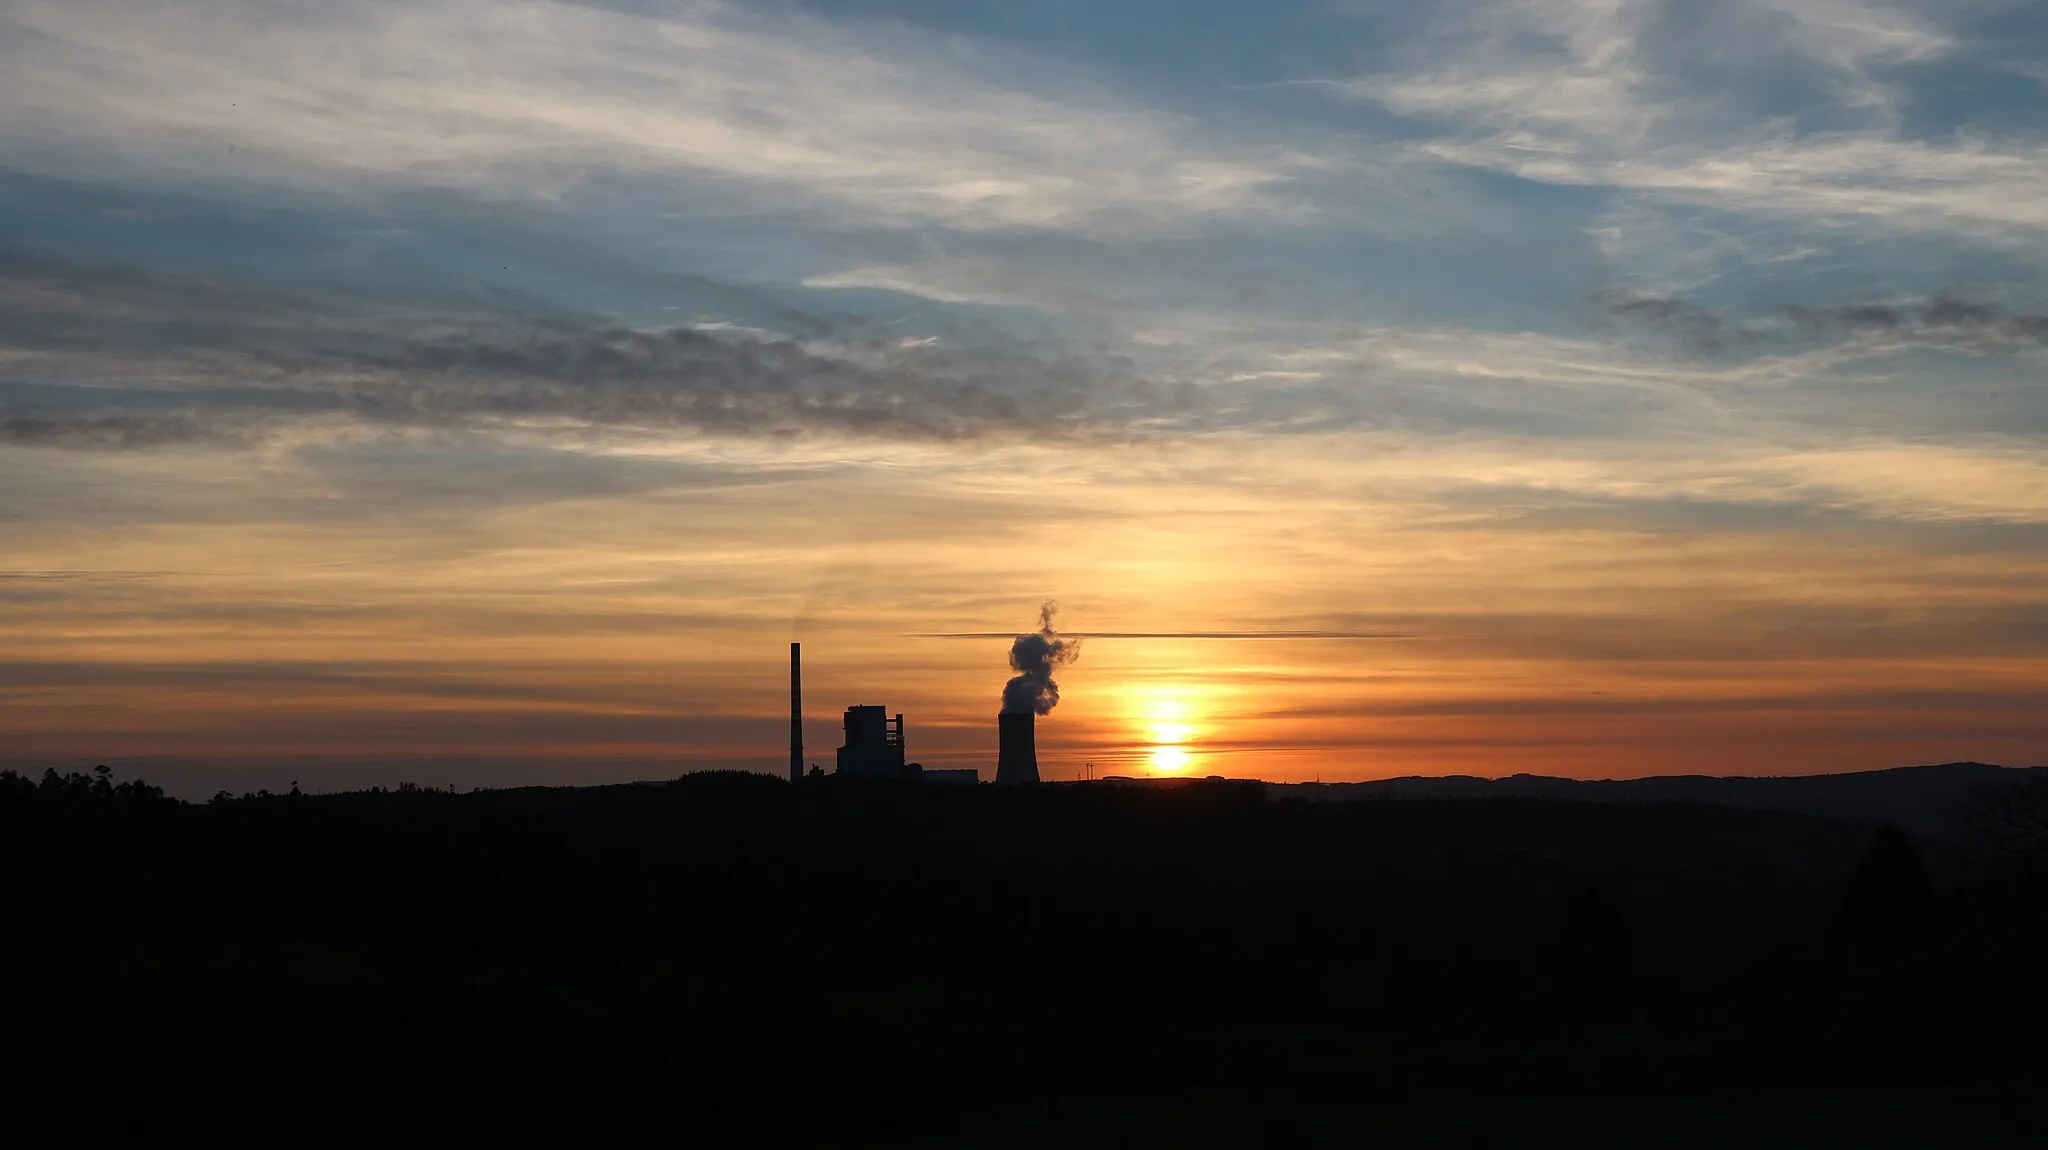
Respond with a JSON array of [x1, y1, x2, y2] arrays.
[[788, 607, 1072, 784], [788, 643, 988, 785]]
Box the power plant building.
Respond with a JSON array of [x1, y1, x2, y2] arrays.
[[836, 705, 908, 780], [830, 705, 980, 784]]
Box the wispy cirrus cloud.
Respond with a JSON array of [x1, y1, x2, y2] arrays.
[[1328, 0, 2048, 241], [0, 0, 1323, 237]]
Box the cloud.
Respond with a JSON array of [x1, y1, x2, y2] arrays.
[[1327, 0, 2048, 242], [0, 412, 254, 450], [11, 248, 1713, 450], [1349, 0, 1662, 159], [1593, 289, 1740, 356], [1254, 686, 2048, 721], [0, 249, 1179, 446], [1601, 286, 2048, 356], [0, 0, 1319, 237], [335, 324, 1143, 441], [10, 237, 2044, 483], [1, 330, 1136, 448], [1787, 293, 2048, 348], [0, 570, 200, 581]]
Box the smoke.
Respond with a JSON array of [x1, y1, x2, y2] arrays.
[[1001, 601, 1082, 715]]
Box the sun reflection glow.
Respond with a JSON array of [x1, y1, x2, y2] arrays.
[[1149, 721, 1195, 744]]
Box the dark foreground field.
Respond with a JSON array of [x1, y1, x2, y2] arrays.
[[5, 768, 2045, 1141]]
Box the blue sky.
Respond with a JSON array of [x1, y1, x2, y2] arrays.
[[2, 0, 2046, 791]]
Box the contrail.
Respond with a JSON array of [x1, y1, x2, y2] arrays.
[[921, 630, 1412, 640]]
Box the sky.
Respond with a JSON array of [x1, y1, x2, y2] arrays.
[[2, 0, 2046, 795]]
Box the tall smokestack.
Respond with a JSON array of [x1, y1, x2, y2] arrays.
[[996, 711, 1038, 787], [789, 642, 803, 784]]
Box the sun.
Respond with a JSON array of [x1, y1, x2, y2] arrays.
[[1148, 744, 1192, 774], [1132, 686, 1202, 775]]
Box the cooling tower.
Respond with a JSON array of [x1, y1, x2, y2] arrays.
[[995, 711, 1038, 786]]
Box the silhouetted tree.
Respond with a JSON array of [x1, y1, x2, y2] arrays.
[[1832, 824, 1937, 962], [1967, 774, 2048, 880], [6, 765, 167, 805]]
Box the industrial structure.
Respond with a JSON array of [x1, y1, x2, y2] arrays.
[[789, 642, 803, 785], [995, 712, 1039, 787], [836, 705, 908, 779], [786, 644, 979, 785]]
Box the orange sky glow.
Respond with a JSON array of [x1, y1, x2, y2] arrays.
[[6, 434, 2043, 795]]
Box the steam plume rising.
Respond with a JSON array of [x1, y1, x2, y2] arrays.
[[1002, 601, 1081, 715]]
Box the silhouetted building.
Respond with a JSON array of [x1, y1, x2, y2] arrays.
[[996, 712, 1038, 786], [836, 706, 911, 780], [921, 769, 980, 787]]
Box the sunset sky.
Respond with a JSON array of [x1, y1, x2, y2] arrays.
[[3, 0, 2046, 795]]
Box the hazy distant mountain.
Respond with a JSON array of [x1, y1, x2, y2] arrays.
[[1266, 762, 2048, 840]]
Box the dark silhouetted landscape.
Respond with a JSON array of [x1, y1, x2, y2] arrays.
[[7, 762, 2046, 1142]]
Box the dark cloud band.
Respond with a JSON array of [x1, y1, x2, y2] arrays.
[[0, 249, 1369, 449], [1598, 288, 2048, 356]]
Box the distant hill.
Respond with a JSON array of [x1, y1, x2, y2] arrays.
[[1267, 762, 2048, 840]]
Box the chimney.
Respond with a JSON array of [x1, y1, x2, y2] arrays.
[[995, 711, 1038, 786], [789, 642, 803, 784]]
